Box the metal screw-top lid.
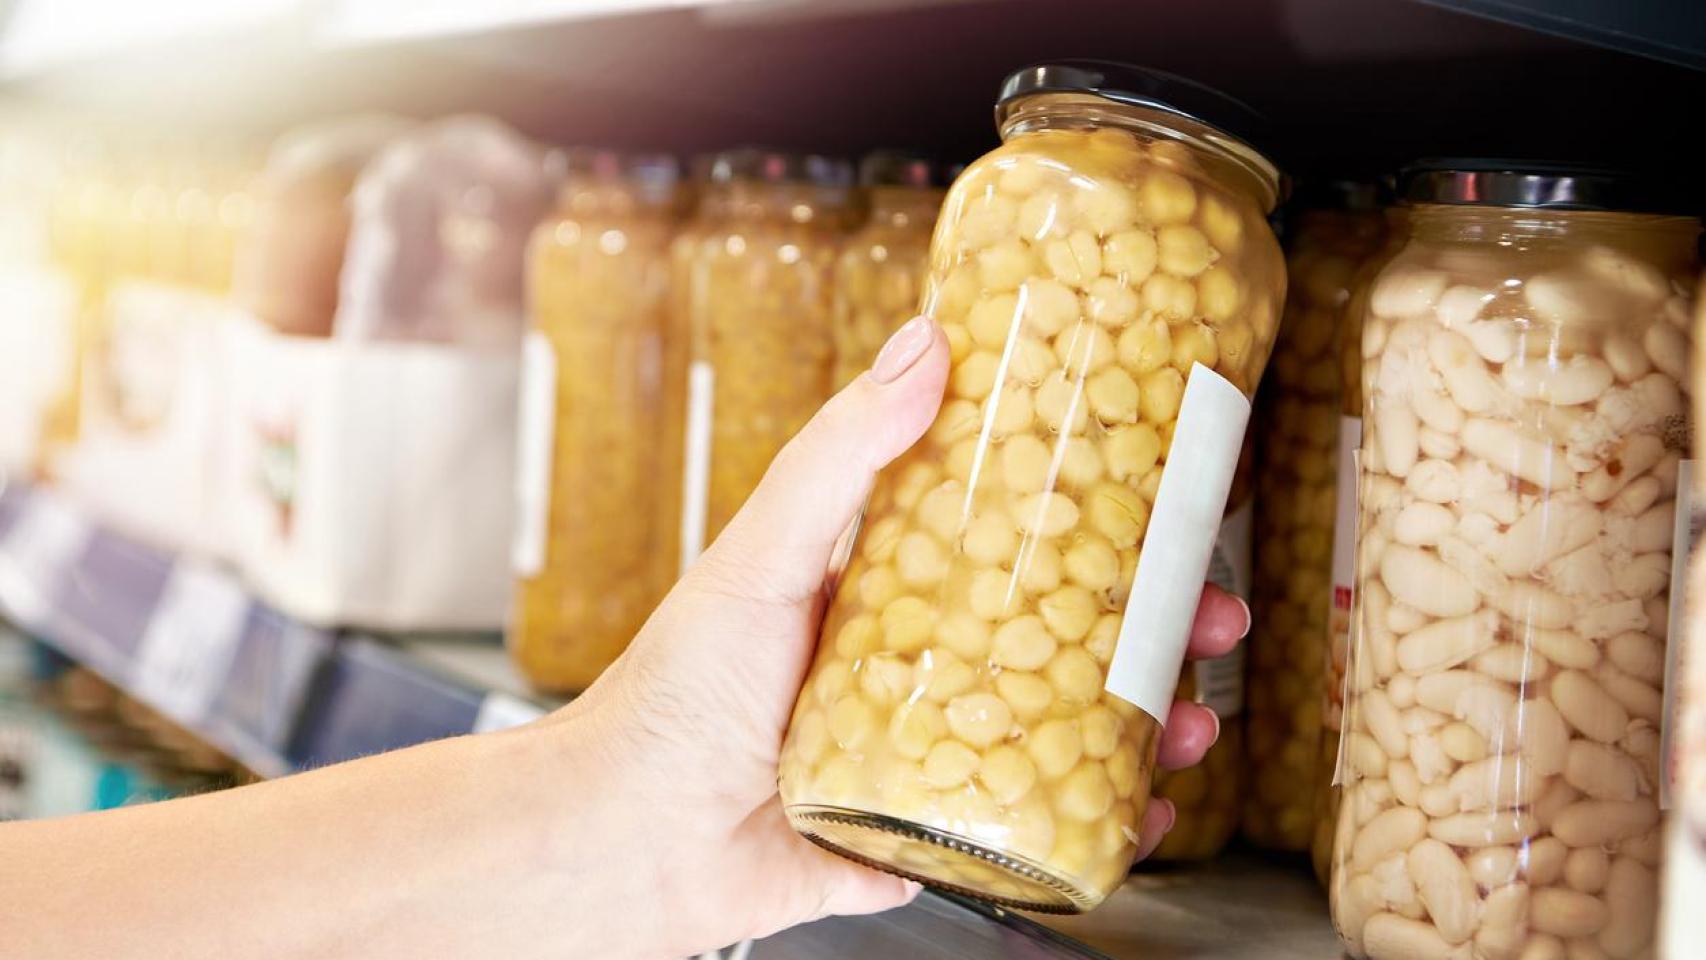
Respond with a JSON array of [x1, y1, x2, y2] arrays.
[[1400, 159, 1696, 215], [995, 60, 1275, 167], [709, 147, 854, 188], [858, 150, 951, 190]]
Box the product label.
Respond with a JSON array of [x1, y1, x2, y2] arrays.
[[678, 361, 715, 575], [510, 332, 557, 577], [131, 561, 251, 724], [472, 691, 547, 734], [1105, 364, 1250, 723], [0, 492, 91, 627], [1329, 416, 1362, 623], [1196, 498, 1252, 717], [1332, 447, 1365, 788], [1662, 460, 1701, 809]]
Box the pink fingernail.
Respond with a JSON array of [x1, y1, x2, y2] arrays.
[[1206, 708, 1222, 747], [870, 315, 935, 384], [1234, 596, 1252, 639], [1160, 799, 1177, 833]]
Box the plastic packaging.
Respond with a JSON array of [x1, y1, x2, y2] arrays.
[[1243, 188, 1387, 854], [832, 152, 946, 388], [777, 62, 1286, 913], [335, 117, 558, 347], [676, 149, 852, 563], [1330, 162, 1697, 960], [510, 151, 682, 692]]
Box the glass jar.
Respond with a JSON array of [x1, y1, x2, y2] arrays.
[[1311, 203, 1411, 883], [832, 152, 947, 388], [1243, 186, 1388, 854], [1148, 438, 1254, 861], [676, 149, 852, 562], [778, 62, 1286, 912], [510, 151, 681, 693], [1330, 163, 1697, 960]]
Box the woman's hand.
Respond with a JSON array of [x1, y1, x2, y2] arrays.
[[563, 315, 1251, 956]]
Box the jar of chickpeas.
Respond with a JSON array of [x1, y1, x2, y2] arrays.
[[777, 62, 1286, 912], [1310, 202, 1411, 883], [510, 151, 682, 693], [1243, 184, 1388, 855], [676, 149, 852, 563], [832, 152, 948, 388], [1330, 162, 1697, 960]]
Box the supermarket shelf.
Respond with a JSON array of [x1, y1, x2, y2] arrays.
[[0, 479, 1342, 958]]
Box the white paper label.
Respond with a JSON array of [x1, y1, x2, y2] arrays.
[[1332, 446, 1364, 788], [511, 332, 557, 577], [1105, 364, 1250, 722], [1196, 498, 1251, 717], [1662, 459, 1700, 809], [131, 561, 251, 724], [472, 691, 547, 734], [679, 361, 715, 574], [1330, 415, 1362, 619], [0, 493, 91, 625]]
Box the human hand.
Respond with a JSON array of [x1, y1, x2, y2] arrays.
[[560, 315, 1252, 957]]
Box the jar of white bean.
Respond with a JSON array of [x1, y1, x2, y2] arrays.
[[1244, 187, 1388, 855], [778, 62, 1286, 912], [1313, 203, 1412, 884], [832, 152, 947, 389], [1330, 161, 1698, 960]]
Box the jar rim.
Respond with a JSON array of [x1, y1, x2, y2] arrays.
[[858, 150, 953, 190], [1400, 159, 1702, 216], [709, 147, 854, 188]]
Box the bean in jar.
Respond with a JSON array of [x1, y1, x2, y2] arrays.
[[677, 150, 851, 562], [1243, 189, 1388, 854], [1329, 163, 1698, 960], [778, 62, 1286, 913], [831, 152, 947, 388], [510, 152, 681, 693]]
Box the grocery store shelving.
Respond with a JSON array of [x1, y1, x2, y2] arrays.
[[0, 477, 1340, 958]]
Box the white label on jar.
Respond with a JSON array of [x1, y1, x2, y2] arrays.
[[1330, 415, 1362, 619], [1105, 363, 1250, 723], [1661, 459, 1700, 809], [1332, 446, 1364, 789], [510, 332, 557, 577], [679, 360, 715, 574], [0, 492, 90, 627], [1196, 497, 1252, 717], [131, 561, 250, 725], [473, 691, 547, 734]]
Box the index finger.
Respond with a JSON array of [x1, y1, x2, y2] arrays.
[[1186, 582, 1250, 660]]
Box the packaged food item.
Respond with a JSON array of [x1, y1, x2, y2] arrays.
[[1312, 202, 1412, 883], [677, 149, 852, 562], [1329, 162, 1698, 960], [232, 116, 410, 337], [1243, 184, 1388, 854], [1145, 440, 1253, 861], [510, 151, 681, 692], [777, 62, 1286, 912], [832, 152, 947, 388], [335, 116, 558, 347]]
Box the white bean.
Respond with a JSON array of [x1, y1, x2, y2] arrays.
[[1596, 857, 1656, 956], [1397, 611, 1500, 674], [1461, 418, 1574, 491], [1530, 888, 1609, 939], [1408, 838, 1478, 944], [1550, 799, 1659, 847], [1563, 741, 1640, 801], [1352, 806, 1428, 871], [1428, 810, 1539, 847], [1377, 402, 1421, 478], [1496, 497, 1601, 576], [1382, 545, 1480, 618]]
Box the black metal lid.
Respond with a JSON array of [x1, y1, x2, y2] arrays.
[[858, 150, 950, 190], [709, 147, 854, 188], [1400, 159, 1696, 215], [995, 60, 1274, 164]]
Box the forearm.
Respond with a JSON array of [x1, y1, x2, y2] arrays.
[[0, 714, 651, 960]]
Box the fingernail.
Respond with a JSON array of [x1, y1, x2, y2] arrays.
[[870, 315, 935, 384], [1233, 595, 1252, 639], [1206, 708, 1222, 748], [1160, 799, 1177, 833]]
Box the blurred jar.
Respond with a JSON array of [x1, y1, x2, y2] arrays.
[[510, 151, 681, 693], [1311, 202, 1411, 883], [832, 152, 947, 388], [1330, 162, 1697, 960], [777, 62, 1286, 913], [676, 148, 853, 563], [1242, 183, 1387, 854]]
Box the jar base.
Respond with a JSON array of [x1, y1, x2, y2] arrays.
[[786, 803, 1095, 914]]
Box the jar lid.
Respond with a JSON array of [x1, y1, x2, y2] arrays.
[[709, 147, 854, 188], [1400, 159, 1695, 215], [859, 151, 951, 190], [995, 61, 1275, 168]]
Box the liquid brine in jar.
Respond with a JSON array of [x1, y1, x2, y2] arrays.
[[832, 152, 947, 388], [510, 152, 682, 693], [1330, 163, 1698, 960], [1242, 186, 1389, 855], [676, 150, 852, 564], [778, 62, 1286, 913], [1312, 203, 1412, 883]]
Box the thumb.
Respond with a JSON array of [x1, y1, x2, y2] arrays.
[[698, 315, 949, 603]]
